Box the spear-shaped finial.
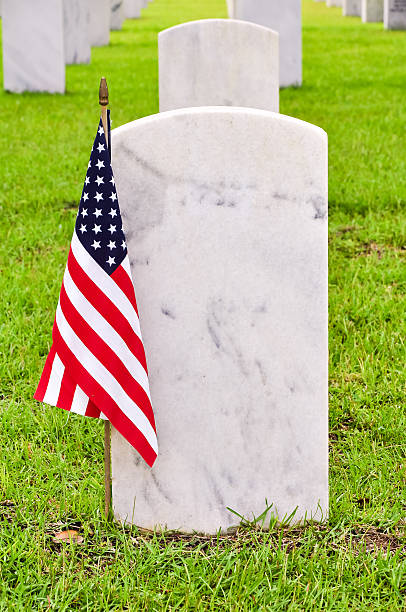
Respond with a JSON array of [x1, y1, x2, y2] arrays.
[[99, 76, 109, 107], [99, 77, 109, 152]]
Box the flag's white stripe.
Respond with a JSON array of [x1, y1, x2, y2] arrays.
[[121, 255, 132, 279], [55, 304, 158, 453], [71, 232, 142, 338], [70, 385, 89, 416], [43, 353, 64, 406], [63, 267, 151, 398]]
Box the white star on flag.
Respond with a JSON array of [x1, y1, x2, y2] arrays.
[[91, 240, 101, 250], [81, 209, 88, 218], [107, 240, 116, 250], [109, 192, 117, 202], [108, 224, 116, 234], [108, 208, 117, 217], [83, 193, 89, 202], [93, 208, 103, 218], [79, 224, 87, 234], [94, 192, 103, 202], [95, 176, 104, 186], [92, 224, 102, 234], [97, 143, 105, 153], [107, 256, 116, 266], [96, 159, 105, 170]]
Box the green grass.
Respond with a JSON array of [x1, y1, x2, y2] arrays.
[[0, 0, 405, 609]]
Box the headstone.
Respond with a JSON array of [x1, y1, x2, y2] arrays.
[[110, 106, 329, 534], [111, 0, 125, 30], [2, 0, 65, 93], [89, 0, 110, 46], [343, 0, 362, 15], [326, 0, 342, 6], [384, 0, 406, 27], [362, 0, 384, 20], [159, 20, 279, 113], [123, 0, 142, 18], [226, 0, 234, 17], [63, 0, 91, 64], [232, 0, 302, 88]]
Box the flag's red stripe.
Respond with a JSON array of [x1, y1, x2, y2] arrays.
[[57, 370, 76, 411], [34, 345, 56, 402], [59, 283, 155, 429], [67, 249, 147, 372], [111, 265, 139, 316], [52, 327, 157, 467], [86, 400, 102, 418]]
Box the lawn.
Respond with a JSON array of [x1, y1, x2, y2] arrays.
[[0, 0, 405, 609]]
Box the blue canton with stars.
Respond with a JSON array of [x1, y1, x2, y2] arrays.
[[75, 112, 127, 275]]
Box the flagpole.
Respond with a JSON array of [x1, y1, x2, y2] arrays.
[[99, 77, 112, 520]]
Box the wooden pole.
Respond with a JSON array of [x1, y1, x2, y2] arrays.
[[99, 77, 112, 520]]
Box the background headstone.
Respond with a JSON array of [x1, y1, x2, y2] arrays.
[[89, 0, 110, 46], [326, 0, 342, 6], [232, 0, 302, 87], [384, 0, 406, 27], [110, 106, 329, 534], [63, 0, 91, 65], [343, 0, 362, 15], [123, 0, 142, 18], [2, 0, 65, 93], [159, 20, 279, 113], [362, 0, 384, 20], [226, 0, 234, 17], [111, 0, 125, 30]]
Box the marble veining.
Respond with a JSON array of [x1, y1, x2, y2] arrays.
[[110, 0, 125, 30], [159, 20, 279, 113], [2, 0, 65, 93], [63, 0, 90, 64], [110, 107, 328, 534]]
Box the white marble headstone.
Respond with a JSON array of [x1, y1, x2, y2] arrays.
[[226, 0, 234, 17], [89, 0, 110, 46], [2, 0, 65, 93], [111, 0, 125, 30], [63, 0, 91, 65], [232, 0, 301, 88], [343, 0, 362, 15], [384, 0, 406, 27], [159, 20, 279, 113], [362, 0, 384, 20], [123, 0, 142, 18], [326, 0, 342, 6], [110, 106, 329, 534]]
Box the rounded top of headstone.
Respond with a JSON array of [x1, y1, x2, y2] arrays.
[[112, 106, 326, 142], [159, 18, 279, 40]]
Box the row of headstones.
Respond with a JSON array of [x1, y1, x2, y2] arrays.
[[108, 15, 328, 533], [318, 0, 406, 28], [1, 0, 153, 93]]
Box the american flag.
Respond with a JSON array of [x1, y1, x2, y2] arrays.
[[34, 113, 158, 467]]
